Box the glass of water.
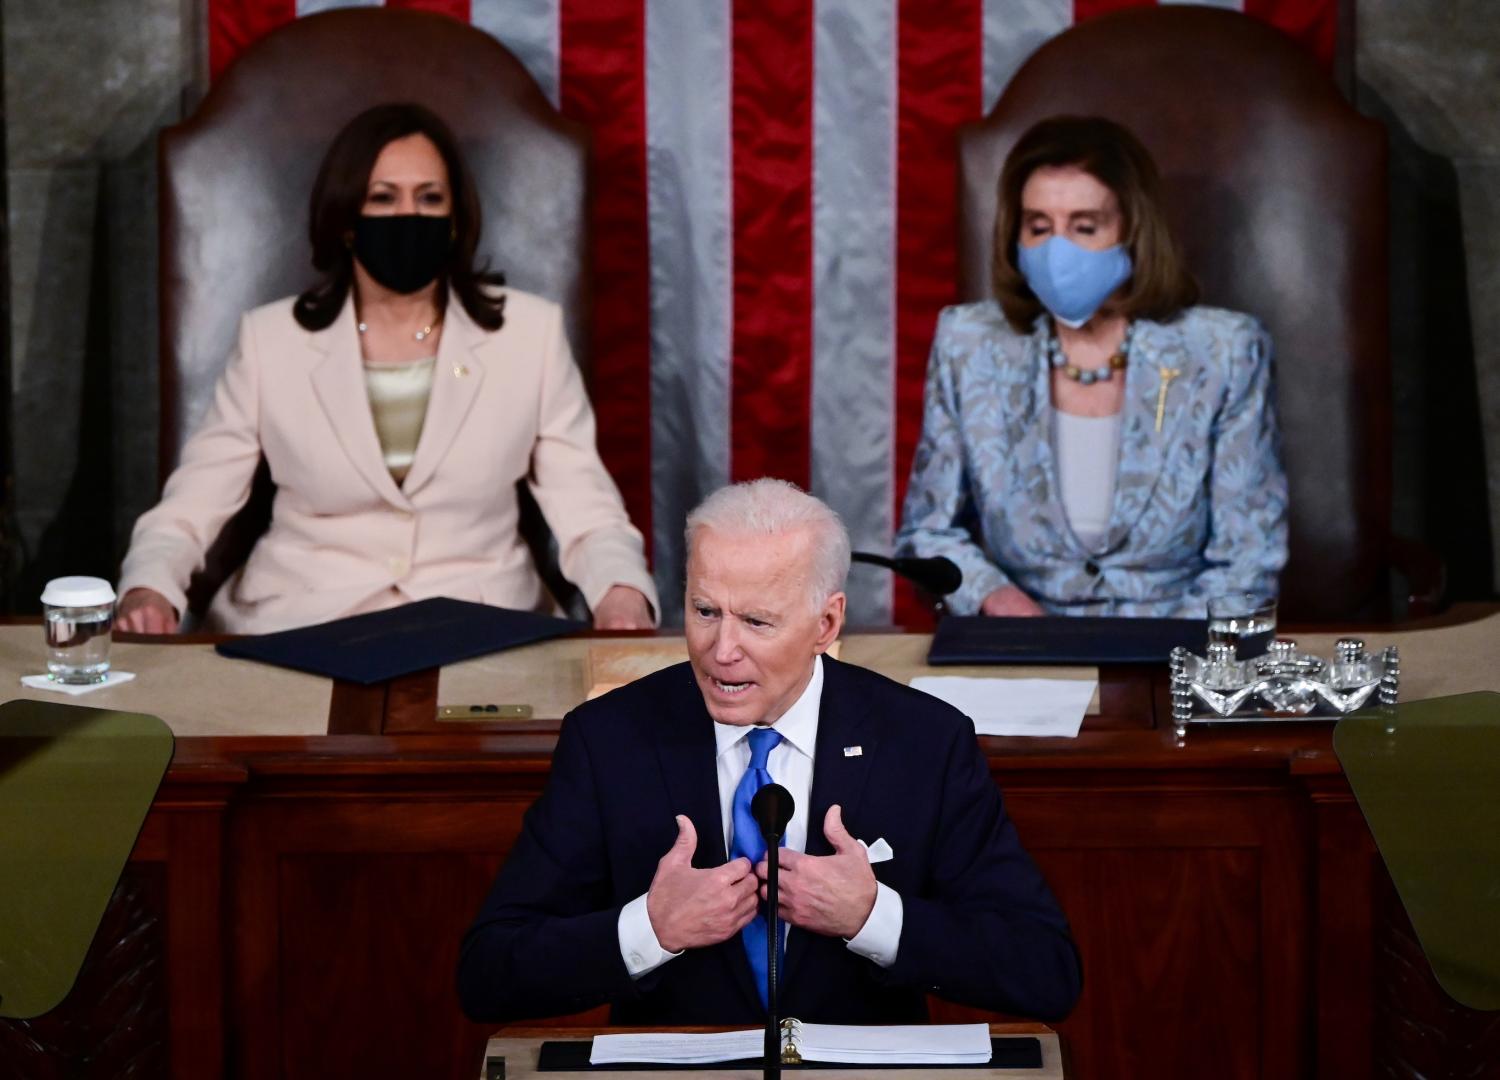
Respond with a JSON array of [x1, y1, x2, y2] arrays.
[[1207, 592, 1277, 660], [41, 577, 116, 684]]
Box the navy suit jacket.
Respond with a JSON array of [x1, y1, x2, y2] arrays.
[[457, 655, 1081, 1025]]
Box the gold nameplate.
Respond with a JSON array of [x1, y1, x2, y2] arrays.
[[437, 704, 533, 721]]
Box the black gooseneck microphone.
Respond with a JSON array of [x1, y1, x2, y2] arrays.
[[850, 552, 963, 597], [750, 783, 795, 1080]]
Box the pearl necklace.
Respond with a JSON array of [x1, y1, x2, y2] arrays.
[[357, 317, 441, 342], [1046, 322, 1134, 385]]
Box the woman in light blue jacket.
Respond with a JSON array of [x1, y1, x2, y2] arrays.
[[897, 116, 1287, 618]]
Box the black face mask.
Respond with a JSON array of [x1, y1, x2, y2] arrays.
[[353, 214, 453, 294]]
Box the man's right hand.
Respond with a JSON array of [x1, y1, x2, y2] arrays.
[[646, 815, 759, 953], [116, 588, 180, 634]]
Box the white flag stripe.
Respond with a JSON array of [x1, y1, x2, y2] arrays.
[[646, 0, 735, 620], [471, 0, 560, 107], [982, 0, 1072, 113], [812, 0, 897, 626]]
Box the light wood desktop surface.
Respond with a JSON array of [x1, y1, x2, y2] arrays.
[[4, 612, 1499, 736], [0, 625, 1096, 736]]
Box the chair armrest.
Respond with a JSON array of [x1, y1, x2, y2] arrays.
[[1391, 534, 1447, 618]]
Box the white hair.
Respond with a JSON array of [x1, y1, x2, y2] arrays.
[[685, 478, 851, 608]]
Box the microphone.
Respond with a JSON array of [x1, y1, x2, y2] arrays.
[[751, 783, 795, 843], [750, 783, 795, 1080], [850, 552, 963, 597]]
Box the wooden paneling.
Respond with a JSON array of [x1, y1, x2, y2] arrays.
[[274, 853, 499, 1079], [931, 782, 1314, 1079], [229, 790, 531, 1080], [135, 738, 1360, 1080], [1044, 847, 1267, 1079]]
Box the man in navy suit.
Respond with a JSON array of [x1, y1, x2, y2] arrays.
[[458, 479, 1080, 1025]]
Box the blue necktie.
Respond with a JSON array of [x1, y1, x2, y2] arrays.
[[730, 727, 785, 1011]]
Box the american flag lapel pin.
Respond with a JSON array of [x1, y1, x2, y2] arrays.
[[843, 746, 862, 757]]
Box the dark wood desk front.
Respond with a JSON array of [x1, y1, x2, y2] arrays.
[[5, 628, 1497, 1080]]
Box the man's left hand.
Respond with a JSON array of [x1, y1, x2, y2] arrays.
[[757, 804, 876, 939], [592, 586, 654, 630]]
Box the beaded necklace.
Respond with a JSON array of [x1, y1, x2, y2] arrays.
[[1046, 321, 1134, 386]]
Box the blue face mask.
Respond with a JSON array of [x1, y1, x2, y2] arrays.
[[1016, 235, 1133, 328]]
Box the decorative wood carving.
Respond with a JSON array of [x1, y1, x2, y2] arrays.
[[1375, 872, 1500, 1079], [0, 865, 168, 1079]]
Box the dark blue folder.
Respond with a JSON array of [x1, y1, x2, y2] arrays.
[[215, 596, 584, 684], [927, 614, 1208, 666]]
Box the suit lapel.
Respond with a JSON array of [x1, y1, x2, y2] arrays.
[[783, 657, 874, 987], [400, 301, 487, 495], [307, 300, 411, 510], [650, 665, 765, 1013], [1104, 319, 1195, 547], [651, 667, 728, 866]]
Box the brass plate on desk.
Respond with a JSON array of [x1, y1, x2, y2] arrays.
[[438, 704, 533, 722]]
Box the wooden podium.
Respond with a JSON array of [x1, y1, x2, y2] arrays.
[[479, 1025, 1066, 1079]]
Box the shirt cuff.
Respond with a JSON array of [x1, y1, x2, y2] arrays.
[[844, 882, 903, 968], [617, 892, 683, 978]]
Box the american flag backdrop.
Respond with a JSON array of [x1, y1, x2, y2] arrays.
[[207, 0, 1338, 625]]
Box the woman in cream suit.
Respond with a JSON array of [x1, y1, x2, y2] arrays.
[[117, 104, 657, 634], [896, 116, 1287, 618]]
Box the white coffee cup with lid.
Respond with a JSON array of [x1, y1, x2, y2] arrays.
[[41, 576, 117, 684]]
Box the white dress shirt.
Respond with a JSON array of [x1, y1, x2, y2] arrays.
[[617, 655, 903, 978]]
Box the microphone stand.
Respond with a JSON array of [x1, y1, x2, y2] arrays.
[[751, 783, 794, 1080], [764, 835, 782, 1080]]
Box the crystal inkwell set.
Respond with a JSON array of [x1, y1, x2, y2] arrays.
[[1170, 594, 1400, 738]]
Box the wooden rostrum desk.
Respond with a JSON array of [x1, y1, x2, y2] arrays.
[[3, 613, 1499, 1080]]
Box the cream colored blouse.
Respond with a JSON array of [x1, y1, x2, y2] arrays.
[[364, 357, 436, 483], [1054, 410, 1122, 554]]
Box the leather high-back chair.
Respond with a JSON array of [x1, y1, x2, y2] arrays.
[[958, 7, 1422, 620], [158, 8, 589, 618]]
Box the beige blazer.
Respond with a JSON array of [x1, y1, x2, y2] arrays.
[[119, 289, 658, 634]]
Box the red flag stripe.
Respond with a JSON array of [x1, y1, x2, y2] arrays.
[[892, 0, 984, 627], [207, 0, 296, 83], [728, 0, 815, 487], [386, 0, 472, 22], [1072, 0, 1157, 21], [559, 0, 654, 553]]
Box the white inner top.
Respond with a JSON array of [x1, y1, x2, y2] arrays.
[[1054, 410, 1122, 553]]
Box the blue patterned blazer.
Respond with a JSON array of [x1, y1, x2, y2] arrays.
[[895, 301, 1288, 617]]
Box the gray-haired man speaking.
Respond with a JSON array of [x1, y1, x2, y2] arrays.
[[459, 479, 1079, 1025]]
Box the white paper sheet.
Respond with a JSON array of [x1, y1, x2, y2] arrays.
[[909, 676, 1095, 738], [589, 1023, 993, 1066], [798, 1022, 992, 1064], [589, 1029, 761, 1065]]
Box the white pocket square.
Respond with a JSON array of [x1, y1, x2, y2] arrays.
[[859, 837, 894, 863]]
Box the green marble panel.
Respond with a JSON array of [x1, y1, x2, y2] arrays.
[[0, 698, 171, 1018], [1335, 692, 1500, 1010]]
